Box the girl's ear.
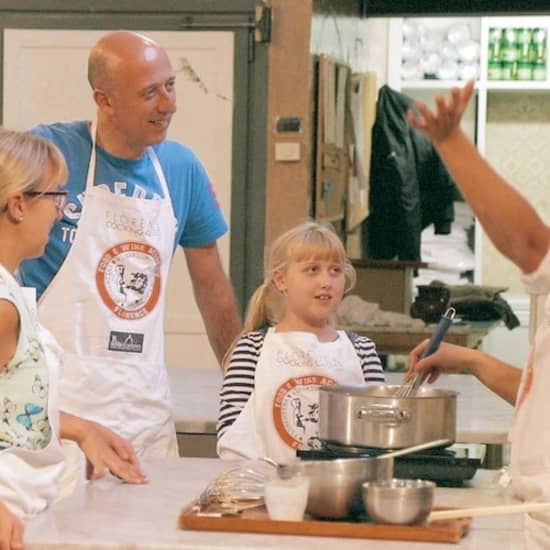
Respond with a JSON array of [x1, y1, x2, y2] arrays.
[[272, 269, 287, 293]]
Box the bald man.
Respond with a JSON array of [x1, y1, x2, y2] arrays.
[[20, 31, 242, 458]]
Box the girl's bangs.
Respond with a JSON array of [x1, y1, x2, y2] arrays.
[[288, 232, 346, 265]]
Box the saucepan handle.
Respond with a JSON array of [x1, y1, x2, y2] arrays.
[[420, 307, 456, 359], [406, 307, 457, 397], [356, 404, 410, 423]]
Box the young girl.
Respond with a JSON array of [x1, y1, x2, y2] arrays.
[[217, 222, 385, 464], [0, 129, 147, 550]]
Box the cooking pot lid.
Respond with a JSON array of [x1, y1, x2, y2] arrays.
[[320, 383, 458, 398]]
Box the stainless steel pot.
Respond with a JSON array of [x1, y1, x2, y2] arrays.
[[296, 439, 449, 519], [319, 384, 457, 449]]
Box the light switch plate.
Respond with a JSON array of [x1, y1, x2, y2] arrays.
[[275, 141, 301, 162]]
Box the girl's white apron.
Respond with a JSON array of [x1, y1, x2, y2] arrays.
[[38, 124, 178, 460], [217, 328, 365, 464]]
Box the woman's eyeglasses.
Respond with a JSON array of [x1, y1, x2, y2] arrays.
[[24, 190, 69, 211]]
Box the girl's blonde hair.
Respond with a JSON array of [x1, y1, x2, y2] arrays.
[[222, 221, 355, 370], [0, 128, 68, 211]]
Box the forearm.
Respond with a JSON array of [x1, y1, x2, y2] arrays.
[[60, 412, 146, 484], [0, 501, 23, 550], [59, 411, 89, 444], [462, 348, 522, 406], [194, 278, 242, 366], [436, 129, 550, 274], [184, 243, 242, 366]]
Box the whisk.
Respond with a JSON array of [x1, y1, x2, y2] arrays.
[[192, 461, 273, 515], [398, 307, 456, 398]]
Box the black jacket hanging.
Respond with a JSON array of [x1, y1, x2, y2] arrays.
[[362, 85, 459, 261]]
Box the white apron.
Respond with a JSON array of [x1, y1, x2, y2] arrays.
[[0, 265, 65, 518], [509, 295, 550, 549], [38, 124, 179, 459], [217, 329, 365, 464]]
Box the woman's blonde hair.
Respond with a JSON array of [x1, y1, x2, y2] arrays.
[[0, 128, 68, 211], [222, 221, 355, 370]]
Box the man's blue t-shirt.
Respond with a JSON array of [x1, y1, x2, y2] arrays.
[[20, 121, 228, 297]]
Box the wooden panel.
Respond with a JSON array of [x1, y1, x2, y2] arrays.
[[351, 259, 427, 314], [315, 55, 349, 223], [179, 503, 471, 543], [347, 71, 377, 232], [177, 433, 217, 458], [342, 323, 493, 356], [265, 0, 313, 246]]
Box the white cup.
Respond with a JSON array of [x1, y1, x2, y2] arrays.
[[264, 476, 310, 521]]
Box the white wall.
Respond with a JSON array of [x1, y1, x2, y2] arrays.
[[311, 12, 375, 73], [482, 295, 530, 368]]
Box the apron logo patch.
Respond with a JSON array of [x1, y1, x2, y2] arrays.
[[96, 241, 162, 320], [108, 331, 144, 353], [105, 209, 161, 238], [273, 375, 338, 450]]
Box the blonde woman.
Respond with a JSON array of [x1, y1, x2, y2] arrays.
[[0, 129, 146, 550], [217, 222, 385, 464]]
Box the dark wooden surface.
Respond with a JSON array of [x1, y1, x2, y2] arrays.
[[179, 503, 471, 543], [341, 322, 496, 356]]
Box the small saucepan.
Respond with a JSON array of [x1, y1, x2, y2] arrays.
[[279, 438, 450, 519]]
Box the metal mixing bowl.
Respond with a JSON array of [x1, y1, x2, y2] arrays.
[[362, 478, 435, 524], [298, 456, 394, 519]]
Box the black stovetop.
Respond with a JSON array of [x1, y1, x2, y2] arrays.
[[297, 444, 481, 487]]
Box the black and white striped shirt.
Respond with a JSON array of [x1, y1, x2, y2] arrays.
[[217, 330, 385, 439]]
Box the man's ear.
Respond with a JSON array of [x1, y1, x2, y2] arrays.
[[93, 88, 113, 113]]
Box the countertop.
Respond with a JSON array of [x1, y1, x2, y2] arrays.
[[168, 368, 514, 446], [24, 457, 525, 549]]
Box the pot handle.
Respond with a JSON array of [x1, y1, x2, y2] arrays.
[[356, 404, 410, 423]]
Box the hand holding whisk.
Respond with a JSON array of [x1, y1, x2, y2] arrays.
[[398, 307, 456, 398]]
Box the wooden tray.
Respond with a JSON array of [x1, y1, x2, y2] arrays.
[[178, 503, 471, 544]]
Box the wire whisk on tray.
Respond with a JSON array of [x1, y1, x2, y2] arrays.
[[192, 461, 273, 515]]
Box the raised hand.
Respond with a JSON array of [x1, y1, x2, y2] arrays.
[[407, 79, 475, 145]]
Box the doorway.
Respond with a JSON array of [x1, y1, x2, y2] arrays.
[[0, 2, 267, 368]]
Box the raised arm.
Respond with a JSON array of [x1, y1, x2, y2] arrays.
[[184, 242, 242, 367], [408, 80, 550, 275]]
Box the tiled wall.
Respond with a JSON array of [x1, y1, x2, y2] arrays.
[[484, 92, 550, 293], [482, 93, 550, 367]]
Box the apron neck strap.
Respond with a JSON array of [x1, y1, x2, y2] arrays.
[[86, 121, 171, 199], [85, 120, 98, 193]]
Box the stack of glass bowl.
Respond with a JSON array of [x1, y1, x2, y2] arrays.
[[401, 19, 480, 82]]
